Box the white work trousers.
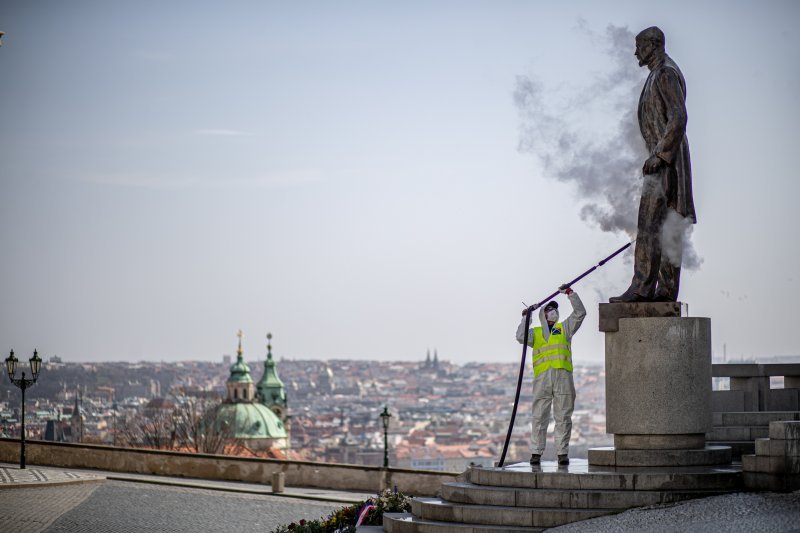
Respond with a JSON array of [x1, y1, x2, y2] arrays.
[[531, 369, 575, 456]]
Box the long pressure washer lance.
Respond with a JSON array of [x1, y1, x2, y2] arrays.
[[496, 239, 635, 468]]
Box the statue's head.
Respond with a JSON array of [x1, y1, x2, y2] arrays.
[[635, 26, 665, 67]]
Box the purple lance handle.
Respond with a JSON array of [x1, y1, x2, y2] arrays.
[[522, 240, 634, 314], [498, 239, 633, 468]]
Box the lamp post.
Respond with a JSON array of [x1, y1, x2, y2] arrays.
[[5, 349, 43, 469], [380, 405, 392, 468]]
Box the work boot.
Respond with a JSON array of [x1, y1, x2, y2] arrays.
[[529, 454, 541, 465], [558, 454, 569, 465]]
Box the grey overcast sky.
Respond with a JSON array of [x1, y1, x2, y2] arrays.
[[1, 1, 798, 365]]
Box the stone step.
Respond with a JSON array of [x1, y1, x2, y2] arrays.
[[713, 411, 800, 427], [742, 454, 800, 475], [440, 481, 733, 510], [469, 463, 742, 492], [705, 440, 754, 459], [743, 471, 800, 492], [383, 512, 544, 533], [770, 420, 800, 440], [411, 498, 614, 529], [589, 446, 732, 467], [754, 437, 800, 457], [706, 426, 769, 441]]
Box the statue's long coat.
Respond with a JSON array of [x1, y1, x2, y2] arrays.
[[638, 54, 697, 223]]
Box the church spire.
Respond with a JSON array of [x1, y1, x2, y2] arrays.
[[257, 332, 287, 415], [227, 329, 254, 402]]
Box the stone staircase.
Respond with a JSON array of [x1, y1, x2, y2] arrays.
[[383, 460, 743, 532], [707, 411, 800, 459], [742, 420, 800, 491]]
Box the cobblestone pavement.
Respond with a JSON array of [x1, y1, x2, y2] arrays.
[[0, 463, 104, 487], [0, 482, 100, 533], [44, 480, 342, 533]]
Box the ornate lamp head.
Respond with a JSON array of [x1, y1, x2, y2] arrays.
[[29, 350, 42, 381], [5, 350, 18, 380]]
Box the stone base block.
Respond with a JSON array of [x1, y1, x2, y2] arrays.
[[614, 434, 705, 450], [743, 471, 800, 492], [598, 302, 684, 332], [588, 446, 732, 467]]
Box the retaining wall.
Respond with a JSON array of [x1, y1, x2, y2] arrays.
[[0, 438, 457, 496]]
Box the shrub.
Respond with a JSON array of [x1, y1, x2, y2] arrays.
[[271, 489, 411, 533]]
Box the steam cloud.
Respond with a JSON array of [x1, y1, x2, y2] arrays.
[[514, 24, 701, 270]]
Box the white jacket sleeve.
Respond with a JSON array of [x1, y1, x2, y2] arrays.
[[562, 291, 587, 341], [516, 315, 534, 346]]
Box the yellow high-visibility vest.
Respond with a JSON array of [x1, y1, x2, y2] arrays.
[[531, 322, 573, 376]]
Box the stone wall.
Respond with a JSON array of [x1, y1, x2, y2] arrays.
[[0, 438, 457, 496], [712, 364, 800, 412]]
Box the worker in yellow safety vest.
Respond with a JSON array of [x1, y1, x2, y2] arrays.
[[516, 286, 586, 465]]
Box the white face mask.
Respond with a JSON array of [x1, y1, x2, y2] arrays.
[[546, 309, 559, 323]]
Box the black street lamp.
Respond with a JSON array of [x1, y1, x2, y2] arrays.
[[5, 349, 43, 469], [380, 405, 392, 468]]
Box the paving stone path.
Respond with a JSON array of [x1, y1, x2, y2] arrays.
[[44, 480, 342, 533], [0, 482, 101, 533]]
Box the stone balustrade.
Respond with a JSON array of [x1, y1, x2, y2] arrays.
[[0, 438, 456, 496]]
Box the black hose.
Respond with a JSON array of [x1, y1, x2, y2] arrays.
[[496, 307, 532, 468]]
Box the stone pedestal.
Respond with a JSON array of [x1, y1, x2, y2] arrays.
[[589, 304, 730, 467]]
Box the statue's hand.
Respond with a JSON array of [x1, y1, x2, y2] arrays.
[[643, 155, 663, 174]]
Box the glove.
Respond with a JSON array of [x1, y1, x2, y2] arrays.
[[559, 284, 573, 295]]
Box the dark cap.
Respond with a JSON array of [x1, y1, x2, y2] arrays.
[[544, 301, 558, 312]]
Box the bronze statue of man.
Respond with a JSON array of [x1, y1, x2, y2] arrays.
[[611, 26, 696, 303]]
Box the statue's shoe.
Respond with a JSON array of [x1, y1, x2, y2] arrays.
[[609, 287, 651, 303]]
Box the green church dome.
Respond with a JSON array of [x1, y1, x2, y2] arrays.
[[213, 402, 287, 440]]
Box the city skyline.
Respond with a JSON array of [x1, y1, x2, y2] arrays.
[[1, 1, 798, 364]]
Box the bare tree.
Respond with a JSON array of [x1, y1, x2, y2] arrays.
[[170, 391, 245, 455], [117, 410, 176, 450], [116, 391, 245, 455]]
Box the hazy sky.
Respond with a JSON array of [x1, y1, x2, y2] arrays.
[[1, 1, 798, 365]]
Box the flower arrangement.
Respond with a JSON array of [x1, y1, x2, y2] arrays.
[[272, 489, 411, 533]]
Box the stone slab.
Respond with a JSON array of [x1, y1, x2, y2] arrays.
[[441, 481, 732, 510], [470, 463, 743, 492], [706, 426, 769, 441], [742, 454, 800, 475], [769, 421, 800, 440], [383, 513, 545, 533], [414, 498, 614, 529], [703, 441, 754, 460], [605, 317, 712, 436], [614, 434, 705, 450], [598, 302, 683, 332], [711, 363, 800, 378], [711, 390, 745, 412], [588, 446, 731, 467], [718, 411, 800, 427], [754, 438, 800, 457], [742, 471, 800, 492]]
